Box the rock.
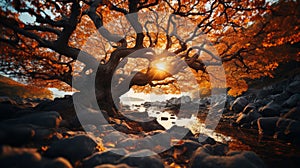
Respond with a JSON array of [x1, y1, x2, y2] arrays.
[[174, 140, 202, 156], [122, 114, 165, 132], [2, 111, 62, 128], [259, 101, 281, 117], [103, 131, 129, 145], [248, 109, 262, 121], [0, 124, 35, 146], [257, 117, 279, 135], [271, 91, 292, 103], [250, 119, 258, 129], [287, 81, 300, 94], [241, 123, 251, 129], [146, 131, 171, 149], [118, 149, 164, 168], [236, 113, 250, 125], [0, 146, 72, 168], [35, 96, 75, 121], [283, 106, 300, 121], [190, 145, 266, 168], [276, 118, 293, 131], [294, 74, 300, 81], [283, 94, 300, 108], [116, 138, 143, 151], [285, 120, 300, 140], [45, 135, 100, 163], [167, 125, 194, 139], [242, 103, 257, 114], [230, 97, 249, 113], [94, 164, 131, 168], [82, 148, 128, 167], [45, 157, 73, 168], [257, 89, 273, 99], [275, 118, 300, 143], [0, 103, 21, 121]]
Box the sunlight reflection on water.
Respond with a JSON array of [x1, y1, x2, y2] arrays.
[[121, 100, 232, 143]]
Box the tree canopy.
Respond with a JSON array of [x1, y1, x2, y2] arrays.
[[0, 0, 299, 103]]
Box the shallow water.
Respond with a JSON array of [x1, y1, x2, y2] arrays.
[[121, 101, 300, 167]]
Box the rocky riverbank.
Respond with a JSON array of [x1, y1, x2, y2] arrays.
[[0, 93, 267, 168]]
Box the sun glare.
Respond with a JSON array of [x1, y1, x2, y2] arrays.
[[154, 62, 167, 71]]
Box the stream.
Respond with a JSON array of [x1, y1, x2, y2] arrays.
[[121, 100, 300, 168]]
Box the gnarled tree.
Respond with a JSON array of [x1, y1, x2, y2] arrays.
[[0, 0, 286, 116]]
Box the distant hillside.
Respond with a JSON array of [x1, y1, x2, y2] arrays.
[[0, 75, 52, 99]]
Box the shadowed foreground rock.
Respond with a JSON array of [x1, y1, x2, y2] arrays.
[[190, 144, 266, 168], [44, 135, 101, 163], [0, 146, 72, 168]]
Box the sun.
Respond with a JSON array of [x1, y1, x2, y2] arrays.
[[154, 62, 167, 71]]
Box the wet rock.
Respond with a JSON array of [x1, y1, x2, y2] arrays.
[[242, 103, 256, 114], [167, 125, 194, 139], [259, 101, 281, 117], [190, 145, 266, 168], [248, 109, 262, 121], [287, 81, 300, 94], [94, 164, 130, 168], [0, 146, 72, 168], [282, 106, 300, 121], [147, 131, 171, 148], [198, 134, 216, 145], [230, 97, 249, 113], [2, 111, 62, 128], [82, 148, 128, 167], [137, 120, 165, 132], [118, 149, 164, 168], [257, 117, 279, 135], [45, 135, 100, 163], [282, 94, 300, 108], [174, 140, 202, 156], [236, 113, 250, 125]]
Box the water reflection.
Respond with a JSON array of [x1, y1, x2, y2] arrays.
[[121, 100, 231, 143]]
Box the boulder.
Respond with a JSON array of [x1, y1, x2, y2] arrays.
[[35, 96, 75, 121], [282, 94, 300, 108], [287, 81, 300, 94], [0, 146, 72, 168], [0, 124, 35, 146], [271, 91, 292, 103], [236, 113, 250, 125], [45, 135, 100, 163], [259, 101, 281, 117], [282, 106, 300, 121], [2, 111, 62, 128], [248, 109, 262, 121], [82, 148, 128, 167], [167, 125, 194, 139], [257, 117, 279, 135], [190, 145, 266, 168], [94, 164, 131, 168], [242, 103, 257, 114], [230, 97, 249, 113], [118, 149, 164, 168]]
